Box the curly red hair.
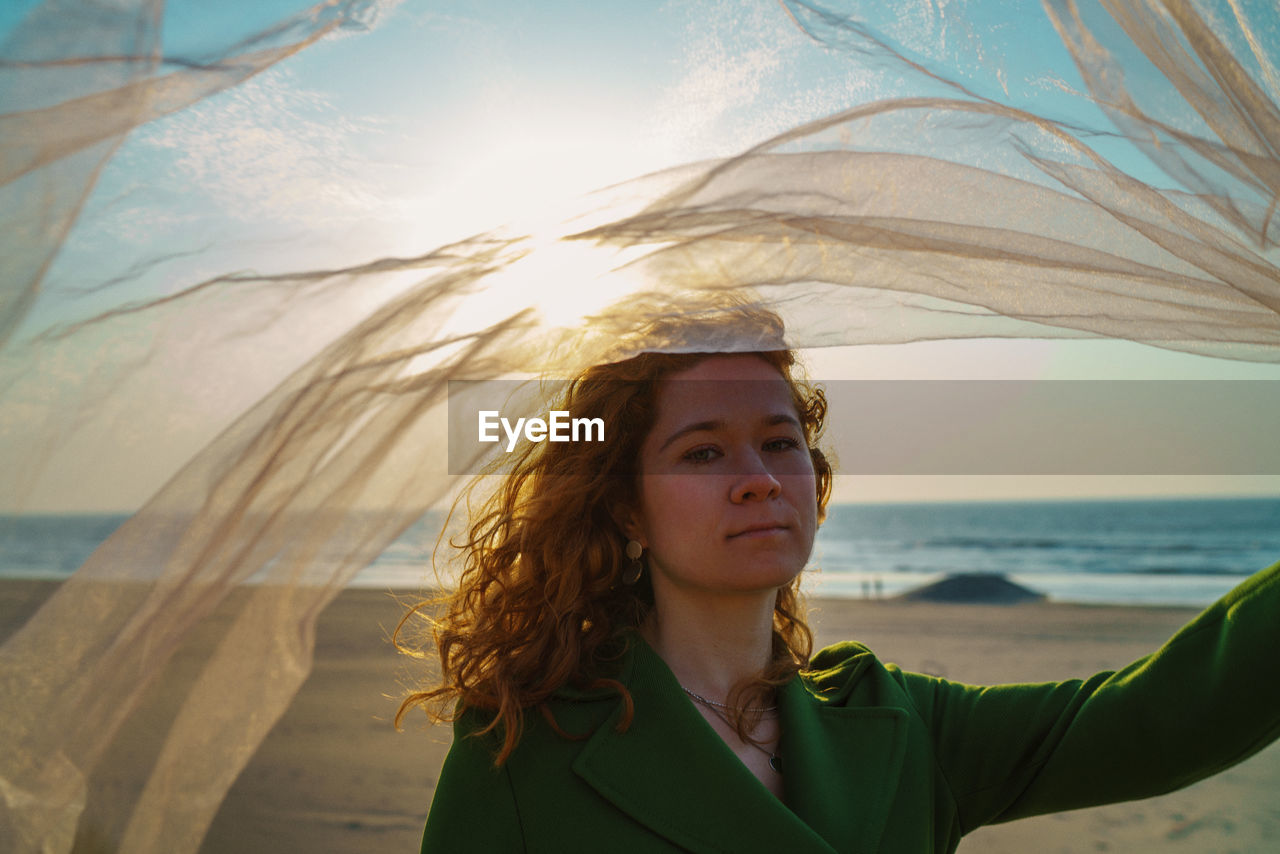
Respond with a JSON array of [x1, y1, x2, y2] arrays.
[[396, 345, 833, 765]]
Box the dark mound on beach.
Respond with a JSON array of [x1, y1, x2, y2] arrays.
[[898, 573, 1047, 604]]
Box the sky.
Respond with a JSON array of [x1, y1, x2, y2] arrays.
[[5, 0, 1280, 511]]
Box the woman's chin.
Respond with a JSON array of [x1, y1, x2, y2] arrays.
[[714, 563, 806, 594], [648, 553, 809, 597]]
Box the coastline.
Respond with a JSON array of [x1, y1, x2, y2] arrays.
[[3, 579, 1276, 852]]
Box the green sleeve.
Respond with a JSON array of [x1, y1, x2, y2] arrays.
[[899, 560, 1280, 833], [420, 714, 526, 853]]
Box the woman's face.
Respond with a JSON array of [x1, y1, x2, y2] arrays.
[[627, 354, 819, 597]]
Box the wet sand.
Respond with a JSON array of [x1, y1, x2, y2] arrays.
[[3, 579, 1276, 852]]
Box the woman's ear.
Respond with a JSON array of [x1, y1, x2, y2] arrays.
[[611, 503, 646, 546]]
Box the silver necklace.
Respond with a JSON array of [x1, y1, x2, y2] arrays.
[[681, 687, 782, 773], [679, 686, 777, 713]]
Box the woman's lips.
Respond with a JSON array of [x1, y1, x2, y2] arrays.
[[728, 524, 789, 539]]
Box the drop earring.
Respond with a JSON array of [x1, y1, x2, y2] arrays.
[[623, 540, 644, 584]]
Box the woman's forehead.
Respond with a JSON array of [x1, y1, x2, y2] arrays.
[[670, 353, 778, 381], [663, 353, 784, 384], [650, 354, 797, 426]]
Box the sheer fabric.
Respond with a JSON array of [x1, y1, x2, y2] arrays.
[[1, 1, 1278, 851]]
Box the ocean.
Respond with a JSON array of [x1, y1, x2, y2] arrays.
[[2, 497, 1277, 607], [807, 497, 1280, 606]]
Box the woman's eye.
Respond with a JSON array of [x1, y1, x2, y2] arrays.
[[682, 446, 721, 464], [764, 437, 801, 453]]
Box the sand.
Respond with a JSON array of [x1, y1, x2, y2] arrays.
[[3, 578, 1277, 853]]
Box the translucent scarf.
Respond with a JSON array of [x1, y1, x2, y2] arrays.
[[1, 0, 1277, 851]]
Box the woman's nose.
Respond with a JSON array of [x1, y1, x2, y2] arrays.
[[730, 455, 782, 503]]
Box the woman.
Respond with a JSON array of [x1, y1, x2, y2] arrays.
[[398, 331, 1280, 853]]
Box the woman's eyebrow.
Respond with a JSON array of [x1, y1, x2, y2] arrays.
[[764, 413, 803, 431], [658, 413, 801, 452], [658, 420, 723, 452]]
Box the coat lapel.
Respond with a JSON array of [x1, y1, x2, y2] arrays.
[[573, 638, 836, 853], [780, 669, 907, 854]]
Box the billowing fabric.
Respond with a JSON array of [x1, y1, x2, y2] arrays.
[[423, 562, 1280, 852], [1, 1, 1279, 852]]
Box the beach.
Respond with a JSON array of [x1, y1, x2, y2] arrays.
[[3, 578, 1277, 853]]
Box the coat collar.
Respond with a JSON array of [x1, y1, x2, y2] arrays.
[[570, 636, 907, 853]]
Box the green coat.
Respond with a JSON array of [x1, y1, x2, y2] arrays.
[[422, 562, 1280, 853]]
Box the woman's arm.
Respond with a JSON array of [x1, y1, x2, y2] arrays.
[[900, 560, 1280, 833]]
